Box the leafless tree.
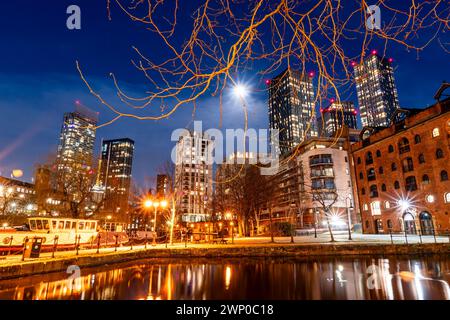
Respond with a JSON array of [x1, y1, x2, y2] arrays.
[[306, 186, 339, 242]]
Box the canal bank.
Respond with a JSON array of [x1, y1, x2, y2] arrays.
[[1, 242, 449, 280]]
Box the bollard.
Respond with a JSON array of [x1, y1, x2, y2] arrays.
[[114, 234, 119, 252], [433, 228, 437, 243], [76, 235, 81, 255], [7, 236, 13, 256], [185, 233, 187, 248], [389, 230, 393, 245], [130, 239, 133, 251], [52, 235, 59, 258], [96, 234, 101, 254], [22, 237, 29, 261], [145, 233, 148, 250], [418, 230, 422, 244]]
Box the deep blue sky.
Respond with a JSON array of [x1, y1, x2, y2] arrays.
[[0, 0, 448, 190]]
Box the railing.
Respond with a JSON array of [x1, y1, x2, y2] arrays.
[[0, 229, 236, 260], [384, 228, 450, 244]]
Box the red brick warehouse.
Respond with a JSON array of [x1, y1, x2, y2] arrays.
[[351, 84, 450, 235]]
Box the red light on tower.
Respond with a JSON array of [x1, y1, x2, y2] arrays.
[[75, 100, 80, 105], [308, 71, 315, 78], [351, 61, 357, 67], [352, 110, 358, 116], [330, 98, 335, 104], [388, 57, 393, 63], [265, 79, 271, 85], [371, 49, 377, 55], [320, 108, 324, 113]]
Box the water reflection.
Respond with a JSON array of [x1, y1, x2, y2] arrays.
[[0, 256, 449, 300]]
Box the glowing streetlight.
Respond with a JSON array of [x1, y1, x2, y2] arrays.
[[106, 215, 112, 220], [2, 223, 8, 228], [144, 199, 153, 208], [160, 200, 168, 208], [398, 199, 410, 212]]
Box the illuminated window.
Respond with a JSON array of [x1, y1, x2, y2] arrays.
[[363, 203, 369, 211], [432, 128, 440, 137], [445, 193, 450, 203], [371, 201, 381, 215], [385, 201, 390, 209], [426, 195, 435, 203]]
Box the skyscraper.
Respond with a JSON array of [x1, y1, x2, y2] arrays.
[[320, 101, 358, 137], [174, 131, 213, 223], [56, 105, 97, 191], [268, 68, 318, 155], [354, 52, 399, 127], [156, 174, 171, 197], [96, 138, 134, 216]]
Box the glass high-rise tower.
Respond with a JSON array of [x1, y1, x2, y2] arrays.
[[268, 68, 318, 156], [320, 101, 358, 137], [56, 106, 97, 188], [96, 138, 134, 217], [354, 53, 399, 127]]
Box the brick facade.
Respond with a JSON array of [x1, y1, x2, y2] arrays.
[[351, 98, 450, 235]]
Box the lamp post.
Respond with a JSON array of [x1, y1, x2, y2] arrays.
[[345, 196, 353, 241], [169, 198, 176, 245], [314, 209, 318, 238]]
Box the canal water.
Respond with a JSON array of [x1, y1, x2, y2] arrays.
[[0, 255, 449, 300]]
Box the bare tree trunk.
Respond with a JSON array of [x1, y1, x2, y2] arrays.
[[290, 210, 295, 243], [325, 214, 335, 242], [269, 207, 274, 243], [254, 210, 260, 235]]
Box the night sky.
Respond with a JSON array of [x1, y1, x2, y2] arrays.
[[0, 0, 448, 190]]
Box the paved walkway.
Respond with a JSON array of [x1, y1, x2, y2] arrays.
[[0, 231, 448, 268]]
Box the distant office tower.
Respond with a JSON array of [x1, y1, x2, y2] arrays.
[[354, 52, 399, 127], [56, 105, 97, 191], [156, 174, 171, 197], [174, 131, 213, 223], [96, 138, 134, 216], [268, 68, 318, 155], [321, 101, 358, 136]]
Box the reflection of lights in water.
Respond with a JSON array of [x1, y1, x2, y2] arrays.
[[335, 268, 346, 284], [381, 259, 394, 300], [398, 271, 415, 282], [225, 266, 232, 290], [413, 264, 425, 300]]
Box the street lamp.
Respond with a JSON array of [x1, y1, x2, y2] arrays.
[[152, 201, 160, 245], [345, 195, 353, 241]]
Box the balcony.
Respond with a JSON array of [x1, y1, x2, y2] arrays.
[[309, 158, 333, 166]]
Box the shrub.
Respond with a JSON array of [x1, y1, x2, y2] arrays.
[[272, 222, 295, 236]]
